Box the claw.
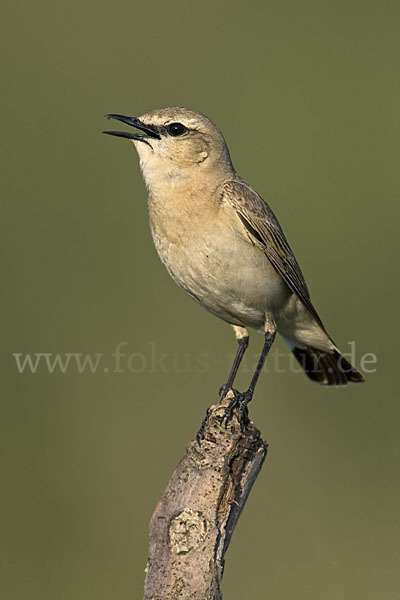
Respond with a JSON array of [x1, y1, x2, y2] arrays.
[[196, 408, 210, 444], [218, 388, 251, 429]]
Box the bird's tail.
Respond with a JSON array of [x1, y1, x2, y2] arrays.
[[291, 346, 364, 386]]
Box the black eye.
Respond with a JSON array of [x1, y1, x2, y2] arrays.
[[167, 122, 187, 136]]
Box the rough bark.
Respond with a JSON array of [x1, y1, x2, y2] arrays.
[[143, 391, 268, 600]]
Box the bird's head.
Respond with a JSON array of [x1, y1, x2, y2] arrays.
[[104, 107, 234, 191]]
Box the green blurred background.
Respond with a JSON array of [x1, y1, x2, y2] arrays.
[[1, 1, 399, 598]]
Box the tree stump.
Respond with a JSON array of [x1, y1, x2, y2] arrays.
[[143, 391, 268, 599]]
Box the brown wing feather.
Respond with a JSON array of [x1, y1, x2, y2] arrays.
[[222, 179, 325, 329]]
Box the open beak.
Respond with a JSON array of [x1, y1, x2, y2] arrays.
[[103, 114, 160, 143]]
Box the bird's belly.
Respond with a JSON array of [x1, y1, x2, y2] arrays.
[[150, 219, 289, 329]]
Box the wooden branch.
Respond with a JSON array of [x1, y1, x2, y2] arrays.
[[143, 391, 268, 600]]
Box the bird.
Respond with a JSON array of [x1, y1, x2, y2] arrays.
[[104, 107, 364, 410]]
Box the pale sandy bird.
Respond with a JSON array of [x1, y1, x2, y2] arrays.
[[104, 107, 364, 408]]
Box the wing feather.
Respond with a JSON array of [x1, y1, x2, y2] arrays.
[[222, 179, 324, 328]]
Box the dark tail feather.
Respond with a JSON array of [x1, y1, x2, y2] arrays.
[[292, 347, 365, 386]]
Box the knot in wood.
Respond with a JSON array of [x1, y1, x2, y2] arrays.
[[168, 508, 207, 554]]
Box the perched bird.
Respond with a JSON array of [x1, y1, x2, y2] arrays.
[[104, 107, 364, 407]]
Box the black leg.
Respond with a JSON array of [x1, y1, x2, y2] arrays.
[[220, 335, 249, 398], [221, 327, 276, 425], [244, 329, 276, 403]]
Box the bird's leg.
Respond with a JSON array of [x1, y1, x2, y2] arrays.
[[219, 326, 249, 399], [223, 323, 276, 425], [240, 325, 276, 413]]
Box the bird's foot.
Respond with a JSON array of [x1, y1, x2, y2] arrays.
[[219, 387, 253, 428]]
